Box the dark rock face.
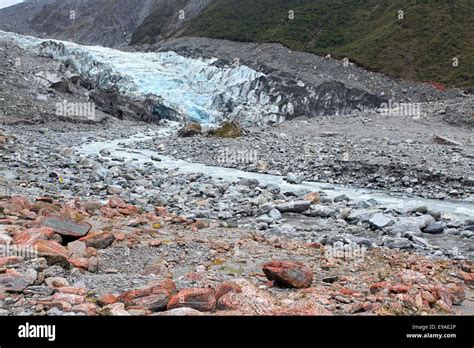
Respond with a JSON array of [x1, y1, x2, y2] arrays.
[[0, 0, 160, 48], [90, 88, 181, 124]]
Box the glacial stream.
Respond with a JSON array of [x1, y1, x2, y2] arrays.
[[78, 130, 474, 221]]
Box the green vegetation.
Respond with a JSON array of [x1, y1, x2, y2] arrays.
[[134, 0, 474, 87]]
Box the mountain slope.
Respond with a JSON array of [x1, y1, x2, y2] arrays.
[[0, 0, 159, 47], [176, 0, 473, 87]]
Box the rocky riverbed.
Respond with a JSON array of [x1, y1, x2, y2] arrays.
[[0, 31, 473, 317]]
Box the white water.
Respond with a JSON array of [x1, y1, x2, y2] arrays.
[[78, 131, 474, 221]]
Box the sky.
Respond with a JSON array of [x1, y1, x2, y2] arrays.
[[0, 0, 24, 9]]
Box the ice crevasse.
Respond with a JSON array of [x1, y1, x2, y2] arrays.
[[0, 30, 281, 124]]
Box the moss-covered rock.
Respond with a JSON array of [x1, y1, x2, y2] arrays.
[[208, 121, 243, 138], [178, 123, 202, 137]]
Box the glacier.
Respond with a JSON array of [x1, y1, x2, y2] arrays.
[[0, 30, 278, 124]]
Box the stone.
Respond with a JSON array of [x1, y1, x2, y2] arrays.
[[98, 293, 118, 306], [129, 290, 170, 312], [276, 201, 311, 213], [0, 269, 33, 292], [423, 222, 444, 235], [167, 288, 216, 312], [334, 194, 350, 203], [285, 173, 303, 184], [69, 257, 89, 269], [431, 135, 461, 146], [369, 214, 395, 229], [308, 205, 333, 218], [72, 302, 98, 315], [40, 216, 91, 237], [389, 284, 410, 294], [178, 123, 202, 137], [45, 277, 69, 288], [35, 240, 71, 259], [383, 237, 412, 250], [108, 197, 127, 209], [158, 308, 204, 316], [216, 279, 278, 314], [98, 303, 130, 316], [79, 231, 115, 249], [67, 240, 87, 258], [370, 281, 390, 294], [12, 227, 54, 246], [262, 260, 313, 288], [215, 282, 242, 302], [304, 192, 321, 204], [207, 121, 242, 138], [0, 256, 23, 267], [268, 209, 282, 221]]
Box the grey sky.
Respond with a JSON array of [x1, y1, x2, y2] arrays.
[[0, 0, 24, 9]]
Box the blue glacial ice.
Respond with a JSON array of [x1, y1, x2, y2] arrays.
[[0, 30, 277, 124]]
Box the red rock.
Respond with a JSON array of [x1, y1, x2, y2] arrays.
[[57, 287, 87, 296], [36, 197, 54, 204], [0, 217, 18, 224], [114, 232, 126, 241], [458, 271, 474, 287], [100, 206, 121, 219], [167, 288, 216, 312], [445, 284, 466, 305], [0, 256, 23, 267], [431, 284, 465, 305], [149, 240, 162, 247], [118, 206, 138, 216], [369, 281, 390, 294], [80, 231, 115, 249], [108, 197, 127, 209], [421, 290, 437, 304], [51, 293, 85, 305], [118, 280, 177, 304], [217, 279, 278, 314], [159, 279, 178, 297], [11, 196, 30, 209], [272, 301, 332, 316], [85, 247, 98, 257], [262, 260, 313, 288], [98, 293, 118, 306], [72, 302, 97, 315], [129, 290, 170, 312], [39, 215, 92, 237], [20, 209, 36, 220], [154, 207, 168, 216], [389, 284, 410, 294], [36, 301, 72, 312], [35, 240, 71, 260], [215, 282, 242, 301], [45, 277, 69, 288], [69, 257, 89, 269], [12, 227, 53, 246], [304, 192, 321, 204]]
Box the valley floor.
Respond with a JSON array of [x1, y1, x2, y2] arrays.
[[0, 119, 473, 316]]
